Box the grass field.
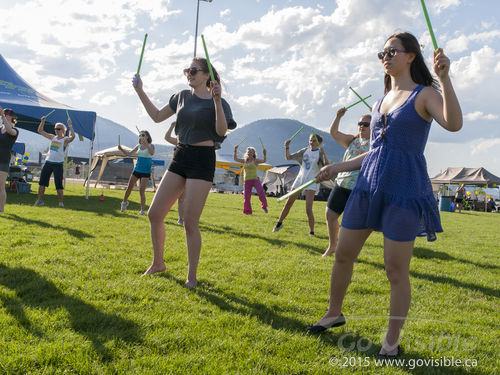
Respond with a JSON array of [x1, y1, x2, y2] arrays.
[[0, 183, 498, 374]]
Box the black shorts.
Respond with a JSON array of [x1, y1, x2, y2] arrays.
[[39, 161, 64, 189], [455, 198, 463, 203], [327, 183, 352, 215], [168, 143, 215, 182], [133, 170, 151, 179]]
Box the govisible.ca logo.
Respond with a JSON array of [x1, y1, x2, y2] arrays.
[[334, 315, 479, 354]]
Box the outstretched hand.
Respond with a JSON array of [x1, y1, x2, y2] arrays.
[[433, 48, 450, 80], [132, 74, 143, 90], [210, 81, 222, 101], [316, 164, 337, 182]]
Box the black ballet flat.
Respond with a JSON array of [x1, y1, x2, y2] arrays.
[[305, 313, 346, 333], [378, 345, 402, 358]]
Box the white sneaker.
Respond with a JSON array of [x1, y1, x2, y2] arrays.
[[120, 201, 129, 212], [34, 200, 44, 206], [58, 202, 64, 208], [139, 210, 145, 216]]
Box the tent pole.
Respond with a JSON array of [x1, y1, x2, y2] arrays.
[[85, 115, 97, 199]]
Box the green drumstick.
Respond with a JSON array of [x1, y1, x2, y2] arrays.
[[236, 136, 247, 147], [289, 126, 304, 142], [277, 178, 317, 202], [259, 137, 265, 149], [201, 34, 215, 83], [45, 109, 55, 118], [137, 33, 148, 75], [420, 0, 438, 51], [345, 95, 372, 109], [349, 86, 371, 110]]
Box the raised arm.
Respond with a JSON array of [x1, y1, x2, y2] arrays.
[[330, 107, 355, 148], [211, 81, 228, 137], [64, 119, 76, 146], [233, 145, 245, 163], [255, 149, 266, 164], [284, 139, 292, 159], [146, 143, 155, 156], [164, 121, 178, 146], [37, 117, 54, 140], [0, 106, 17, 136], [425, 48, 462, 132], [118, 144, 139, 155], [133, 74, 175, 123]]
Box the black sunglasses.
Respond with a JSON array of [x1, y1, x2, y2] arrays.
[[377, 48, 406, 60], [183, 67, 204, 76], [358, 121, 370, 127]]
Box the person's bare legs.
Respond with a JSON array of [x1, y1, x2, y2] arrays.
[[123, 174, 139, 203], [182, 178, 212, 288], [304, 190, 315, 233], [277, 193, 298, 223], [177, 191, 185, 222], [379, 237, 414, 356], [323, 208, 340, 256], [144, 171, 185, 275], [0, 172, 7, 213], [37, 185, 46, 201], [139, 177, 149, 211], [312, 227, 372, 326], [56, 189, 64, 203]]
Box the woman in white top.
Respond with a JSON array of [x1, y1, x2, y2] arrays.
[[272, 134, 328, 235], [35, 116, 75, 207]]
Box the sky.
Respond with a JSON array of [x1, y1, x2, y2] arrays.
[[0, 0, 499, 177]]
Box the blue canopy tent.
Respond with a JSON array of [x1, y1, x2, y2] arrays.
[[0, 54, 96, 198]]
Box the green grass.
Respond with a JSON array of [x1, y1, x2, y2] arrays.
[[0, 183, 498, 374]]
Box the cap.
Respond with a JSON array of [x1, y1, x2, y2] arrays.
[[3, 108, 17, 118]]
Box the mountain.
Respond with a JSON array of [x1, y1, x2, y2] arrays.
[[218, 118, 346, 166], [16, 116, 346, 167]]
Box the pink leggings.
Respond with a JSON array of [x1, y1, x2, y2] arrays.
[[243, 178, 267, 214]]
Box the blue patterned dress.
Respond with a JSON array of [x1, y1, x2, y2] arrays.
[[341, 85, 442, 241]]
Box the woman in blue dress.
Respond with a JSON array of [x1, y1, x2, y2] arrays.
[[306, 32, 462, 357]]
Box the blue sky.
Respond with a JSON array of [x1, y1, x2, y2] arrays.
[[0, 0, 499, 176]]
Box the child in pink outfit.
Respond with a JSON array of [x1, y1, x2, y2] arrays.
[[234, 145, 268, 214]]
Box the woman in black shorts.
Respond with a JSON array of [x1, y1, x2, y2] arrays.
[[0, 107, 19, 213], [322, 108, 370, 256], [133, 57, 236, 287]]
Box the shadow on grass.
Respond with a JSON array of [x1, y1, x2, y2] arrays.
[[0, 263, 142, 362], [5, 213, 94, 239], [358, 258, 499, 298], [160, 273, 487, 374], [197, 222, 325, 255], [413, 247, 499, 270]]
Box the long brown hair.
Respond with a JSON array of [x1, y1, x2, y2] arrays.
[[383, 32, 438, 94]]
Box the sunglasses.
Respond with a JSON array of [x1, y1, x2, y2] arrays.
[[55, 128, 65, 131], [358, 122, 370, 127], [183, 67, 204, 76], [377, 48, 407, 60]]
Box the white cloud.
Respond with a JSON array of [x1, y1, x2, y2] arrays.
[[90, 92, 117, 106], [471, 138, 500, 155], [220, 9, 230, 18], [464, 112, 499, 121]]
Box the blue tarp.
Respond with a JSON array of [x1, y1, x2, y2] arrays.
[[12, 142, 25, 155], [0, 54, 96, 140]]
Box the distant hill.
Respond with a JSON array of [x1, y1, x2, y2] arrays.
[[218, 118, 346, 166], [16, 117, 346, 167]]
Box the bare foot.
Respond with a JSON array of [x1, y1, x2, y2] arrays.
[[183, 279, 198, 289], [322, 247, 335, 257], [141, 264, 166, 276]]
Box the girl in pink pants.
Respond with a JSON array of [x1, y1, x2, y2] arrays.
[[234, 145, 268, 214]]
